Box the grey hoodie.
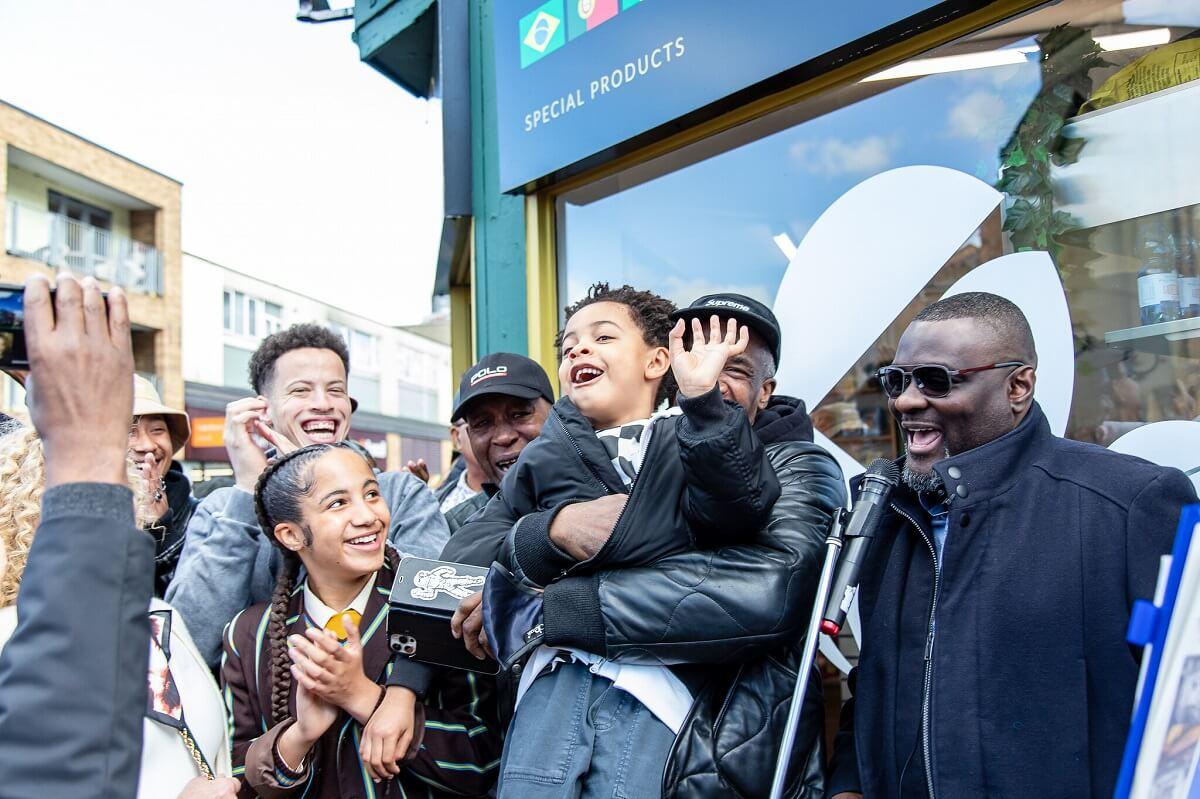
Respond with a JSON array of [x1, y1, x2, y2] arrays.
[[166, 469, 450, 665]]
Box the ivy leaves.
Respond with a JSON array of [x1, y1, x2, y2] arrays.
[[997, 25, 1112, 258]]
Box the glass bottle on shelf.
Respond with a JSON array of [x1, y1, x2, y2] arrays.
[[1176, 231, 1200, 320], [1137, 217, 1181, 325]]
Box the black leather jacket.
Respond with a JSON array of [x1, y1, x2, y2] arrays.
[[663, 434, 843, 798], [446, 394, 844, 798]]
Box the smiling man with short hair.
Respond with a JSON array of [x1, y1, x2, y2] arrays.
[[167, 323, 450, 665]]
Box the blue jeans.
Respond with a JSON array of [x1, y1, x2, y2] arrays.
[[498, 662, 676, 799]]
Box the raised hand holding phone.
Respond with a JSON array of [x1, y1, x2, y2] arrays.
[[24, 274, 133, 487], [669, 314, 749, 399]]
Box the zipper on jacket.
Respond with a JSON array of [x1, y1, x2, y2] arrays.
[[589, 413, 670, 566], [553, 412, 619, 578], [553, 411, 615, 496], [891, 502, 941, 799]]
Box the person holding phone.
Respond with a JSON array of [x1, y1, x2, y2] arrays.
[[0, 274, 238, 799]]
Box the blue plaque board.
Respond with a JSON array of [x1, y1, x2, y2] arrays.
[[493, 0, 955, 190]]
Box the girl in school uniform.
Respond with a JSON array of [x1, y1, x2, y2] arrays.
[[221, 442, 500, 798]]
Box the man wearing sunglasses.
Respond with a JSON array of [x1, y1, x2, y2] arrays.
[[828, 292, 1197, 799]]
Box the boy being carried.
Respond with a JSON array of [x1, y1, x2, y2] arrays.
[[458, 283, 781, 799]]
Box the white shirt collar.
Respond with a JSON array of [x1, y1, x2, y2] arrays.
[[303, 573, 376, 631]]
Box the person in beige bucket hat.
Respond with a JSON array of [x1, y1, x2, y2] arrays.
[[130, 375, 199, 597]]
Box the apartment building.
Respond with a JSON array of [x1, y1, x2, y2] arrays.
[[181, 253, 450, 483], [0, 100, 183, 411]]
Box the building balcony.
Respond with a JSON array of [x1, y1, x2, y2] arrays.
[[5, 200, 164, 295]]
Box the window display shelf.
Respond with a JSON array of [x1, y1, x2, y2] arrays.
[[1105, 317, 1200, 355], [1053, 80, 1200, 233]]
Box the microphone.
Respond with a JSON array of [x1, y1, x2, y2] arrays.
[[820, 458, 900, 636]]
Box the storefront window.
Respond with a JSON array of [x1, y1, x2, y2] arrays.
[[557, 0, 1200, 475]]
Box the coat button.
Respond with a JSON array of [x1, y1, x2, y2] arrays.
[[960, 513, 970, 528], [947, 466, 962, 479], [956, 484, 969, 498]]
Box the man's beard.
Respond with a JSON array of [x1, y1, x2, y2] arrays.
[[902, 444, 951, 495]]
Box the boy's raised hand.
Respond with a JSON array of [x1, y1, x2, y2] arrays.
[[669, 315, 749, 399]]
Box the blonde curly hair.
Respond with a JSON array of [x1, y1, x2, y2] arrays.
[[0, 421, 150, 609]]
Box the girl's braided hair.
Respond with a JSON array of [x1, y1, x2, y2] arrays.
[[253, 442, 399, 725]]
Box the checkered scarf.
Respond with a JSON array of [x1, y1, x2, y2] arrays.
[[595, 420, 649, 486]]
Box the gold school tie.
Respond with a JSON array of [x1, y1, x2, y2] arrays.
[[323, 610, 362, 642]]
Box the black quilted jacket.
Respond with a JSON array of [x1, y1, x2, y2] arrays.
[[661, 432, 844, 798]]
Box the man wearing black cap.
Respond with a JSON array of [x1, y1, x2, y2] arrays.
[[443, 353, 555, 532], [673, 293, 790, 423]]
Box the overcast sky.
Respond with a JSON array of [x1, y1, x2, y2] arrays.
[[0, 0, 443, 326]]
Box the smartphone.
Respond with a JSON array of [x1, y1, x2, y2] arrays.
[[0, 285, 29, 370]]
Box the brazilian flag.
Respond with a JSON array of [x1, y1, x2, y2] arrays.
[[519, 0, 566, 68]]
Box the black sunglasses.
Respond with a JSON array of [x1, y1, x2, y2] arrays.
[[876, 361, 1027, 399]]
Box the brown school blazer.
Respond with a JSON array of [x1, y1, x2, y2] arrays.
[[221, 557, 501, 798]]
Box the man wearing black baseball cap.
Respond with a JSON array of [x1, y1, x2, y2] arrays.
[[442, 294, 843, 797], [670, 293, 810, 440], [444, 353, 555, 530], [672, 292, 781, 365]]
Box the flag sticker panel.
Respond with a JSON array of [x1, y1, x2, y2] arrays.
[[519, 1, 566, 68]]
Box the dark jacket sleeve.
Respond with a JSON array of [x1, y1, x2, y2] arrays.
[[391, 463, 547, 696], [222, 609, 268, 786], [241, 720, 315, 799], [443, 439, 579, 589], [404, 670, 503, 796], [222, 607, 319, 798], [441, 463, 539, 569], [541, 442, 845, 663], [1125, 468, 1198, 608], [676, 387, 782, 548], [827, 667, 862, 795], [0, 483, 153, 799]]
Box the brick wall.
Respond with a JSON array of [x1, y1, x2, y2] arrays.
[[0, 100, 185, 410]]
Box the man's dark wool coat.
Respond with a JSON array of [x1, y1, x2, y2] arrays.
[[828, 401, 1198, 798]]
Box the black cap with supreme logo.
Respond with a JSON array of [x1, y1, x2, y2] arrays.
[[451, 352, 555, 422], [670, 293, 782, 366]]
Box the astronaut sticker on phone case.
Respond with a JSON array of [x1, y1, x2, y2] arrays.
[[410, 565, 486, 602]]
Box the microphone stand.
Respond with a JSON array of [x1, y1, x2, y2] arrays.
[[768, 507, 847, 799]]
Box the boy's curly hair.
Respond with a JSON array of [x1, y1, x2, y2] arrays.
[[558, 282, 677, 407], [248, 323, 351, 395]]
